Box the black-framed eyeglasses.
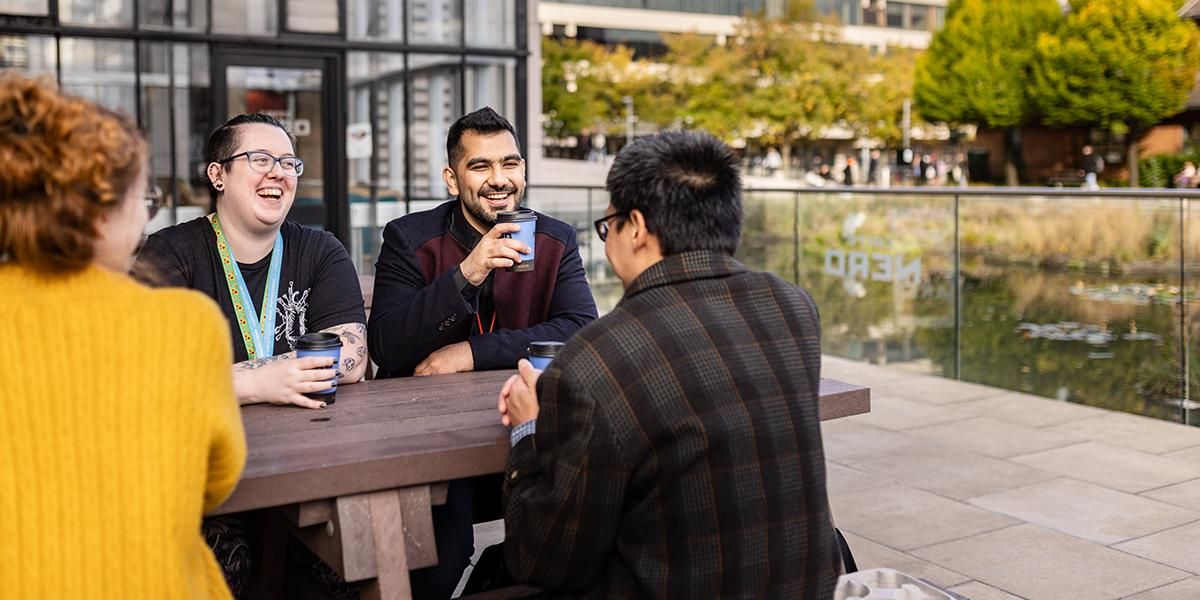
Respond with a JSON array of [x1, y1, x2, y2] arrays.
[[218, 151, 305, 177], [144, 184, 164, 220], [593, 210, 630, 242]]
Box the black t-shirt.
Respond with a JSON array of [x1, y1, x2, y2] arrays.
[[134, 217, 366, 363]]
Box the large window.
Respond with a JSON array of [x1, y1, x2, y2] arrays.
[[59, 37, 137, 116], [0, 0, 529, 272], [59, 0, 134, 27], [140, 0, 207, 30], [211, 0, 277, 34], [0, 0, 49, 16], [345, 49, 519, 272], [0, 35, 56, 75], [408, 0, 461, 45]]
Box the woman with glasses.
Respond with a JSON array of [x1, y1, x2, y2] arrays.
[[135, 113, 368, 409], [133, 114, 367, 597], [0, 75, 246, 598]]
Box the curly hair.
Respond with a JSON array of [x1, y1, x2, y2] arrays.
[[0, 73, 147, 274]]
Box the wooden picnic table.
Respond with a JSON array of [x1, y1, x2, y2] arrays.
[[213, 370, 870, 600]]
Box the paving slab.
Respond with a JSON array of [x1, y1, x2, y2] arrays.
[[1140, 478, 1200, 512], [830, 484, 1017, 551], [968, 478, 1200, 545], [844, 394, 975, 431], [956, 393, 1112, 428], [854, 444, 1056, 501], [906, 417, 1084, 459], [821, 422, 934, 466], [821, 356, 927, 387], [1045, 413, 1200, 455], [1124, 577, 1200, 600], [839, 531, 971, 590], [1164, 445, 1200, 463], [871, 376, 1008, 406], [825, 462, 891, 496], [912, 524, 1188, 600], [947, 581, 1024, 600], [1115, 520, 1200, 575], [1011, 442, 1200, 493]]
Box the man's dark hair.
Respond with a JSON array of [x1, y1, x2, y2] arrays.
[[204, 113, 292, 206], [605, 130, 742, 256], [446, 107, 519, 168]]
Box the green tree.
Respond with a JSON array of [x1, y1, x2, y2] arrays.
[[1030, 0, 1200, 187], [915, 0, 1063, 185], [541, 37, 680, 142], [665, 1, 875, 164]]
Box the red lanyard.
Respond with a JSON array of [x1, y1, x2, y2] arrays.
[[476, 311, 496, 334]]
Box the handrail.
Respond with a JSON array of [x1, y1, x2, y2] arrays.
[[529, 184, 1200, 199]]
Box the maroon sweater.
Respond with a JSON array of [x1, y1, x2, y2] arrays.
[[368, 200, 598, 378]]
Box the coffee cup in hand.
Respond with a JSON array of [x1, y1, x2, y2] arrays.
[[295, 332, 342, 403], [527, 341, 565, 371], [496, 209, 536, 272]]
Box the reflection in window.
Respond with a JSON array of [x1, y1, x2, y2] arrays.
[[139, 42, 211, 227], [0, 0, 48, 16], [408, 0, 461, 46], [60, 37, 137, 118], [464, 0, 514, 49], [59, 0, 134, 27], [0, 35, 56, 75], [465, 56, 515, 121], [288, 0, 338, 33], [211, 0, 277, 35], [140, 0, 206, 30], [347, 0, 403, 41], [409, 54, 461, 200], [347, 51, 408, 272]]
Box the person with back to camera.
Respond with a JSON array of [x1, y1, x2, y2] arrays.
[[0, 74, 245, 599], [497, 130, 840, 598]]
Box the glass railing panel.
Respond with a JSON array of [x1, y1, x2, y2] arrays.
[[960, 193, 1184, 422], [526, 186, 622, 314], [1184, 198, 1200, 426], [738, 191, 801, 285], [796, 191, 956, 374]]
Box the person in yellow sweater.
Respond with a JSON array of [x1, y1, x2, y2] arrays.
[[0, 74, 247, 599]]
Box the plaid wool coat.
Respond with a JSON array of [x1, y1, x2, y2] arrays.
[[503, 250, 838, 599]]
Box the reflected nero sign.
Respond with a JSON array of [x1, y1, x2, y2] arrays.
[[823, 212, 922, 286], [824, 249, 921, 285]]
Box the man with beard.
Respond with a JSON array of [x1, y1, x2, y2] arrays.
[[367, 107, 597, 598]]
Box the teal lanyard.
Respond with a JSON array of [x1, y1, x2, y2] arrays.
[[209, 213, 284, 360]]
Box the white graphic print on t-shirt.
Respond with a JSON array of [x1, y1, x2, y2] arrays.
[[276, 281, 311, 349]]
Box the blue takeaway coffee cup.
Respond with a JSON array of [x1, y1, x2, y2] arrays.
[[527, 341, 565, 371], [295, 332, 342, 403], [496, 209, 536, 272]]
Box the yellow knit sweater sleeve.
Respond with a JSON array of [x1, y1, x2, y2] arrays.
[[0, 265, 247, 599], [166, 290, 247, 515]]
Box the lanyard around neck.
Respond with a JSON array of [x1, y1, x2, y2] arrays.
[[209, 213, 284, 360]]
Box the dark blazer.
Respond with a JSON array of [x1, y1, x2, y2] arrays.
[[504, 250, 838, 599], [368, 200, 597, 378]]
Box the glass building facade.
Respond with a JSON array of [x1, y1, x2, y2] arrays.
[[0, 0, 529, 273]]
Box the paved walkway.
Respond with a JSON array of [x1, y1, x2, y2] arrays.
[[821, 355, 1200, 600]]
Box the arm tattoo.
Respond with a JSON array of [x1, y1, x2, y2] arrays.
[[326, 323, 366, 346], [234, 354, 292, 372]]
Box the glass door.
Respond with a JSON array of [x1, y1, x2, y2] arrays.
[[212, 48, 347, 241]]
